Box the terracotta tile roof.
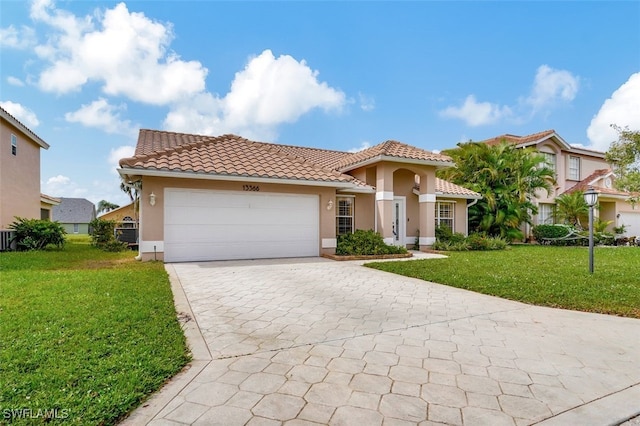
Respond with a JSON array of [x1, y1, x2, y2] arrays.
[[435, 178, 481, 198], [481, 129, 556, 146], [336, 140, 452, 170], [121, 131, 363, 184], [562, 169, 636, 198], [122, 130, 454, 189]]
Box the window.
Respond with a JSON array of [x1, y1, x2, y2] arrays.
[[568, 156, 580, 180], [73, 223, 79, 234], [435, 202, 454, 231], [540, 152, 556, 172], [336, 197, 354, 235], [11, 134, 17, 156], [538, 203, 554, 225]]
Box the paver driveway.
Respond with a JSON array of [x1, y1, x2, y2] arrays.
[[124, 256, 640, 426]]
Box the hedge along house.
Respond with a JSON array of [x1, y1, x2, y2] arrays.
[[118, 130, 480, 262]]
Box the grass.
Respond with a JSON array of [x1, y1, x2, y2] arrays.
[[0, 236, 190, 425], [367, 245, 640, 318]]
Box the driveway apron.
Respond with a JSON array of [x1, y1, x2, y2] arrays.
[[123, 257, 640, 426]]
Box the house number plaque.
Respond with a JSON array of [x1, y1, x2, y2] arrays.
[[243, 185, 260, 192]]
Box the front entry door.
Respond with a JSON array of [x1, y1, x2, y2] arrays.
[[392, 197, 406, 246]]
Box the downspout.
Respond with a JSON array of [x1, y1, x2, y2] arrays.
[[466, 198, 479, 236], [121, 176, 143, 261]]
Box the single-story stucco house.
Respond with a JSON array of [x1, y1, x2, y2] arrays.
[[52, 198, 96, 234], [118, 130, 480, 262]]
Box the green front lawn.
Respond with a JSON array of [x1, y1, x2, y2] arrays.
[[0, 237, 190, 425], [367, 245, 640, 318]]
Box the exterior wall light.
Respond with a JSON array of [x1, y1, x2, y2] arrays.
[[583, 186, 599, 274], [149, 192, 156, 206], [327, 200, 334, 210]]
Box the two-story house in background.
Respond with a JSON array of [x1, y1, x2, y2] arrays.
[[481, 130, 640, 237], [0, 106, 60, 249]]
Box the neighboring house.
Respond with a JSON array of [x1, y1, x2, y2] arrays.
[[119, 130, 480, 262], [0, 106, 51, 230], [52, 198, 96, 234], [480, 130, 639, 237], [40, 193, 61, 220], [97, 202, 137, 227]]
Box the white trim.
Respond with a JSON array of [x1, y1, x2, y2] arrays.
[[141, 240, 164, 253], [119, 167, 375, 192], [383, 237, 394, 245], [322, 238, 337, 248], [419, 237, 436, 245], [376, 191, 394, 201], [419, 193, 436, 203]]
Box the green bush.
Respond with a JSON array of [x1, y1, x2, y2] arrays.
[[466, 233, 491, 251], [89, 218, 127, 252], [435, 224, 466, 244], [336, 229, 407, 256], [532, 224, 572, 242], [8, 217, 66, 251]]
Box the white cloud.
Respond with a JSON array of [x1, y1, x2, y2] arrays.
[[348, 141, 371, 153], [0, 24, 36, 49], [525, 65, 579, 112], [65, 98, 137, 137], [0, 101, 40, 127], [358, 93, 375, 112], [441, 65, 578, 126], [42, 174, 87, 198], [164, 50, 346, 140], [7, 76, 25, 86], [109, 145, 136, 174], [439, 95, 512, 126], [31, 1, 207, 104], [586, 72, 640, 151]]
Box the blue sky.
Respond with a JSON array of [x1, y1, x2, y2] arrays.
[[1, 0, 639, 206]]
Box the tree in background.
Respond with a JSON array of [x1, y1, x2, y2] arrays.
[[438, 141, 556, 241], [96, 200, 120, 214], [606, 126, 640, 205]]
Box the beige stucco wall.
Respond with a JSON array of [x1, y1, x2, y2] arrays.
[[0, 120, 42, 228], [99, 203, 137, 222], [137, 176, 338, 261]]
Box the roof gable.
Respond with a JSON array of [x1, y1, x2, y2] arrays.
[[481, 129, 572, 151], [0, 106, 49, 150], [337, 140, 453, 170]]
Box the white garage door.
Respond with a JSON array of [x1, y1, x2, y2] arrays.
[[164, 188, 319, 262], [618, 212, 640, 237]]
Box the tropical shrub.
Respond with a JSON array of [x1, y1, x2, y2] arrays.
[[8, 217, 66, 251], [433, 231, 507, 251], [336, 229, 407, 256], [89, 218, 127, 252]]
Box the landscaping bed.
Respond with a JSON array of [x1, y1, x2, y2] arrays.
[[323, 252, 413, 261]]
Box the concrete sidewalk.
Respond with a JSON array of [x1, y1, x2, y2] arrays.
[[122, 256, 640, 425]]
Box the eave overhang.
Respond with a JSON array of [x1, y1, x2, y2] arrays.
[[118, 167, 375, 192], [339, 155, 453, 173]]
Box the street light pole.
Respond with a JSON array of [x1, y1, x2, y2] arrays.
[[583, 187, 599, 274]]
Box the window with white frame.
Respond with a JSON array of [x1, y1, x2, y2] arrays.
[[73, 223, 79, 234], [538, 203, 554, 225], [568, 156, 580, 180], [336, 197, 354, 235], [435, 202, 455, 231], [11, 134, 17, 156], [540, 152, 556, 172]]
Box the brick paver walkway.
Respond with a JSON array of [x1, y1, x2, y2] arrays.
[[123, 256, 640, 425]]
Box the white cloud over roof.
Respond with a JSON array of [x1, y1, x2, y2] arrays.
[[0, 100, 40, 128], [440, 65, 579, 127], [164, 49, 346, 140], [586, 72, 640, 151]]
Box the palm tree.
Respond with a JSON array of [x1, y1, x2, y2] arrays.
[[555, 191, 589, 230], [97, 200, 119, 214], [439, 141, 556, 240]]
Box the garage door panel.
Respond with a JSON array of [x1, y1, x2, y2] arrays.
[[619, 212, 640, 236], [164, 189, 319, 262]]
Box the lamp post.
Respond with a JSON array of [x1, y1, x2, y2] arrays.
[[583, 186, 599, 274]]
